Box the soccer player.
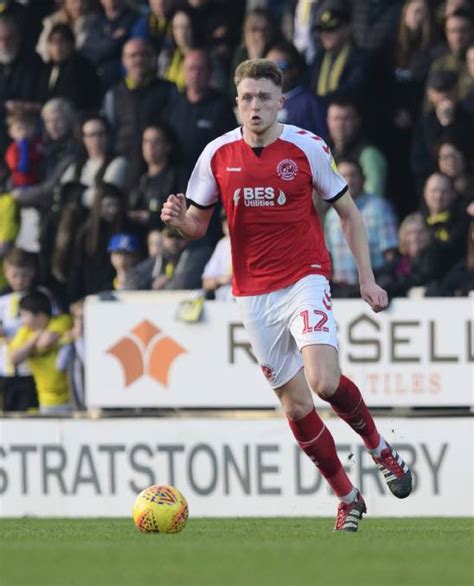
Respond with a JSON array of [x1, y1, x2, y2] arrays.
[[161, 59, 412, 532]]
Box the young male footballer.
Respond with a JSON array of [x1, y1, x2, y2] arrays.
[[162, 58, 412, 531]]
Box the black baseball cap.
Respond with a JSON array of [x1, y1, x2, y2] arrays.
[[315, 7, 351, 32]]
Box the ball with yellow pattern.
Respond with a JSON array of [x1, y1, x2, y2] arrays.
[[132, 484, 189, 533]]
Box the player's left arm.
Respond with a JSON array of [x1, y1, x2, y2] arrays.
[[331, 193, 388, 313]]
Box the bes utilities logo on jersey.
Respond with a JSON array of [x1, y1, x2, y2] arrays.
[[233, 187, 287, 207]]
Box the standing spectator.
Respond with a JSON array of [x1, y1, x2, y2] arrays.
[[102, 38, 174, 189], [107, 232, 142, 290], [9, 290, 72, 415], [411, 69, 474, 192], [56, 297, 86, 410], [36, 0, 102, 64], [61, 114, 128, 207], [462, 42, 474, 113], [325, 159, 398, 296], [266, 39, 327, 138], [436, 138, 474, 203], [166, 48, 236, 179], [351, 0, 405, 55], [0, 248, 38, 411], [292, 0, 325, 64], [157, 7, 195, 91], [0, 14, 44, 151], [131, 0, 177, 56], [310, 6, 372, 115], [0, 190, 20, 290], [68, 182, 131, 301], [93, 0, 140, 92], [327, 98, 388, 197], [37, 23, 101, 112], [129, 124, 186, 234]]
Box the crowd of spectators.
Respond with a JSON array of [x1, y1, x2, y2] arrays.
[[0, 0, 472, 412]]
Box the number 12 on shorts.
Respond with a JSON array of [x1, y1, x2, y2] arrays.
[[300, 309, 329, 334]]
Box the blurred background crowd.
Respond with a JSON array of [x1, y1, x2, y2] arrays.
[[0, 0, 473, 413]]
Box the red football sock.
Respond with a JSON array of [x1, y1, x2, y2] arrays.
[[326, 375, 380, 450], [288, 407, 354, 497]]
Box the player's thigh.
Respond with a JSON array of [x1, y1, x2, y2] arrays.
[[301, 344, 341, 398], [236, 294, 302, 389]]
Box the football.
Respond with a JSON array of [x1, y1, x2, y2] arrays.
[[132, 484, 189, 534]]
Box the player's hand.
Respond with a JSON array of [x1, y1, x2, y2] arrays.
[[360, 280, 388, 313], [161, 193, 186, 229]]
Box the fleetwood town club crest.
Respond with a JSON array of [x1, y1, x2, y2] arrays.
[[276, 159, 298, 181]]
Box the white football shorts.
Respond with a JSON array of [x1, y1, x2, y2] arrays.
[[235, 274, 338, 389]]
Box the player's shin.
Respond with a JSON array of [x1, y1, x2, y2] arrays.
[[287, 407, 356, 501], [324, 374, 384, 453]]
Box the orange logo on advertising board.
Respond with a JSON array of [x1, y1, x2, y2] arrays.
[[107, 320, 186, 388]]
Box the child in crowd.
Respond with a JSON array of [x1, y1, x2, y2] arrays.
[[57, 298, 85, 410], [4, 109, 42, 188], [9, 290, 72, 414], [0, 248, 38, 411], [108, 233, 141, 290]]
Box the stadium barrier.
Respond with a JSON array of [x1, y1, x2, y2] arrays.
[[85, 294, 474, 409], [0, 416, 472, 518]]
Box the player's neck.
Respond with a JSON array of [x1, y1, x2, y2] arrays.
[[242, 123, 283, 148]]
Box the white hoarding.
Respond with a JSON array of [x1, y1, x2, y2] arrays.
[[85, 297, 474, 408], [0, 417, 472, 518]]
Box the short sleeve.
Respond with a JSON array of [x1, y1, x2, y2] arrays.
[[186, 143, 219, 209], [8, 326, 30, 352], [309, 139, 347, 202]]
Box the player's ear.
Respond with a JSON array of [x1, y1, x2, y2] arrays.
[[278, 94, 285, 109]]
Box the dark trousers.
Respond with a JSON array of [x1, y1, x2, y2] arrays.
[[0, 376, 38, 411]]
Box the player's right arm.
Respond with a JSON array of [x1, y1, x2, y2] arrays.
[[161, 193, 214, 240]]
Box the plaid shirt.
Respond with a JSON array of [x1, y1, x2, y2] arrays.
[[324, 193, 399, 285]]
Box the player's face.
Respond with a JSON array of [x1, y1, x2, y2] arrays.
[[236, 77, 283, 135]]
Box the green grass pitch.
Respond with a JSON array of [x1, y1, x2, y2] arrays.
[[1, 518, 473, 586]]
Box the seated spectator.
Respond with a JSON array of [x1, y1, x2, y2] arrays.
[[421, 173, 469, 280], [310, 6, 372, 115], [202, 212, 232, 300], [0, 13, 44, 152], [11, 98, 78, 212], [351, 0, 405, 55], [411, 69, 474, 192], [5, 108, 42, 189], [266, 39, 328, 138], [429, 9, 473, 88], [102, 38, 174, 189], [230, 8, 281, 96], [61, 114, 128, 208], [129, 124, 186, 234], [90, 0, 140, 93], [0, 190, 20, 290], [37, 23, 101, 112], [131, 0, 175, 56], [325, 159, 398, 296], [166, 48, 236, 179], [36, 0, 102, 65], [377, 212, 434, 297], [157, 7, 196, 91], [0, 248, 38, 411], [461, 42, 474, 113], [68, 182, 132, 302], [9, 290, 72, 415], [327, 98, 388, 196], [424, 200, 474, 296], [125, 226, 187, 290], [436, 138, 474, 204], [107, 232, 142, 290], [56, 297, 86, 410]]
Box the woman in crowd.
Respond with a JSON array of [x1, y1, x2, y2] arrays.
[[436, 139, 474, 204], [60, 114, 128, 208]]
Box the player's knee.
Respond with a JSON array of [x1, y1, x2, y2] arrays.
[[306, 372, 338, 400], [276, 390, 313, 420]]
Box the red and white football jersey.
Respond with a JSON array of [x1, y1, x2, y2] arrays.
[[186, 124, 347, 296]]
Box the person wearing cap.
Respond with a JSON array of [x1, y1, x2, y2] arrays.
[[107, 232, 141, 290], [309, 5, 371, 113], [411, 67, 474, 191]]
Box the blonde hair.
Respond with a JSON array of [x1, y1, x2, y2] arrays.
[[234, 58, 282, 89]]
